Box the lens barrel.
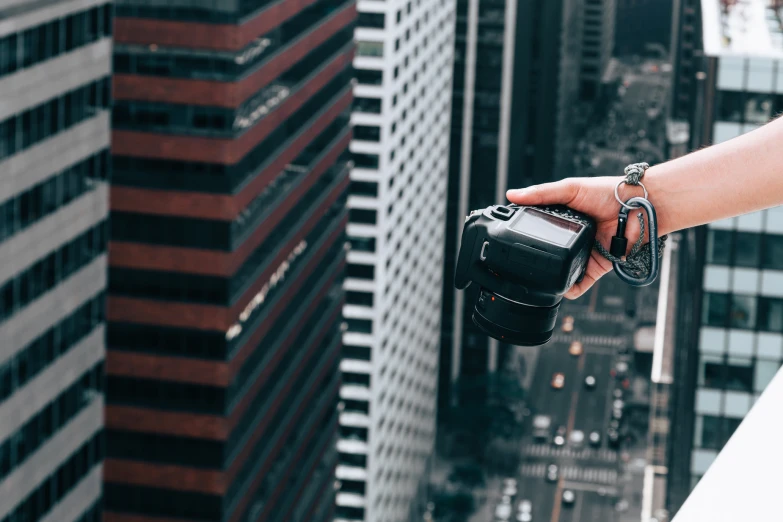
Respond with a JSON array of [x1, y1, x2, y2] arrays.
[[472, 288, 560, 346]]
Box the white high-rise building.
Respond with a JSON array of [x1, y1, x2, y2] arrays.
[[335, 1, 455, 520]]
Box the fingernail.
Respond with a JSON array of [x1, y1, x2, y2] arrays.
[[506, 189, 525, 198]]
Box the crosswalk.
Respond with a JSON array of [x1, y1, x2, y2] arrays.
[[522, 444, 618, 462], [551, 334, 626, 347], [519, 463, 618, 485]]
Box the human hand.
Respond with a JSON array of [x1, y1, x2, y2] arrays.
[[506, 177, 649, 299]]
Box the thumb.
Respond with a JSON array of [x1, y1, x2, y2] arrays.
[[506, 180, 579, 206]]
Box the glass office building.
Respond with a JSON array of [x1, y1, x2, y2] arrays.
[[0, 1, 112, 521]]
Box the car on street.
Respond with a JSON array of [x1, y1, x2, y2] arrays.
[[532, 415, 552, 442], [614, 361, 629, 378], [607, 429, 621, 448], [495, 501, 513, 520], [584, 375, 596, 389], [561, 315, 575, 333], [568, 341, 583, 357], [613, 388, 624, 400], [562, 490, 576, 505], [503, 482, 518, 498], [569, 429, 585, 447], [589, 430, 601, 447], [551, 372, 566, 390], [545, 463, 559, 482], [553, 426, 567, 447], [517, 500, 533, 522], [612, 407, 623, 421]]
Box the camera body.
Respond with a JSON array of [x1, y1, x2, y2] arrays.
[[454, 203, 596, 345]]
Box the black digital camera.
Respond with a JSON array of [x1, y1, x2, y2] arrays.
[[454, 204, 597, 346]]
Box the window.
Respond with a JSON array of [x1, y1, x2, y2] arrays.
[[350, 181, 378, 197], [355, 69, 383, 85], [706, 229, 732, 265], [729, 295, 756, 329], [758, 297, 783, 332], [762, 234, 783, 270], [718, 90, 744, 122], [352, 96, 382, 114], [700, 415, 742, 450], [346, 291, 374, 307], [352, 153, 379, 169], [733, 232, 761, 267], [702, 292, 729, 327], [357, 12, 385, 28], [356, 41, 384, 58], [744, 93, 773, 124], [346, 318, 373, 334], [349, 236, 376, 252], [343, 345, 371, 361], [353, 125, 381, 142], [346, 263, 375, 280], [349, 209, 377, 225], [725, 362, 754, 392], [343, 372, 371, 386]]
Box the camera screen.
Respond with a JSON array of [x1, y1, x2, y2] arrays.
[[511, 208, 583, 247]]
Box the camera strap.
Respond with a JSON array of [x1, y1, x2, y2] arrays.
[[594, 162, 667, 286]]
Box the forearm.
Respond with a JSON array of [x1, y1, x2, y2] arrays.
[[645, 115, 783, 236]]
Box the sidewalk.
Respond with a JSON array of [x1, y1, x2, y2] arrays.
[[468, 477, 502, 522]]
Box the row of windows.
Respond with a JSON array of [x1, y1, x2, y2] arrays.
[[0, 292, 104, 403], [346, 290, 374, 307], [349, 208, 377, 225], [357, 12, 385, 29], [716, 90, 783, 125], [224, 336, 340, 511], [706, 229, 783, 270], [352, 152, 380, 169], [109, 174, 346, 311], [226, 256, 344, 410], [700, 357, 773, 394], [1, 426, 103, 522], [114, 29, 353, 138], [111, 70, 353, 194], [0, 4, 112, 77], [703, 292, 783, 332], [113, 0, 353, 81], [0, 363, 103, 481], [0, 77, 110, 160], [0, 220, 108, 322], [0, 150, 109, 243], [349, 236, 376, 252], [343, 344, 371, 361], [351, 180, 378, 197]]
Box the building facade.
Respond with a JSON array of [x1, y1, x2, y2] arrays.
[[439, 0, 616, 411], [104, 1, 356, 521], [336, 1, 455, 520], [667, 0, 783, 513], [0, 2, 112, 521]]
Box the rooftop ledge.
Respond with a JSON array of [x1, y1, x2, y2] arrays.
[[673, 365, 783, 522]]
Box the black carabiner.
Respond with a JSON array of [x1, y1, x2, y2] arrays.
[[612, 196, 660, 287]]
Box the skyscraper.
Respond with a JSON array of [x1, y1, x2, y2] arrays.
[[0, 3, 112, 522], [666, 0, 783, 514], [336, 1, 455, 520], [440, 0, 616, 409], [104, 1, 356, 520]]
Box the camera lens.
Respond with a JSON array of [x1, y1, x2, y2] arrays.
[[472, 288, 560, 346]]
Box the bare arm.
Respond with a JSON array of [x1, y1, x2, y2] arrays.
[[648, 115, 783, 236], [506, 115, 783, 298]]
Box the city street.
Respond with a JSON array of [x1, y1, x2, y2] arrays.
[[507, 276, 641, 522]]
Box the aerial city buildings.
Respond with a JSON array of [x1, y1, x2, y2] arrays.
[[0, 2, 112, 521], [439, 0, 617, 410], [337, 0, 455, 520], [667, 0, 783, 515], [104, 0, 356, 520]]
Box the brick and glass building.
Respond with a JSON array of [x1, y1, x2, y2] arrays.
[[0, 1, 112, 521], [103, 1, 356, 521]]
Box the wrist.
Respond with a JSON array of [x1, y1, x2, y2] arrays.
[[643, 163, 680, 237]]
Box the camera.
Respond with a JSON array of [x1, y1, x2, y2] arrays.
[[454, 204, 596, 346]]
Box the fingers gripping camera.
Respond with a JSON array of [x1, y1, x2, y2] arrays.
[[454, 204, 597, 346]]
